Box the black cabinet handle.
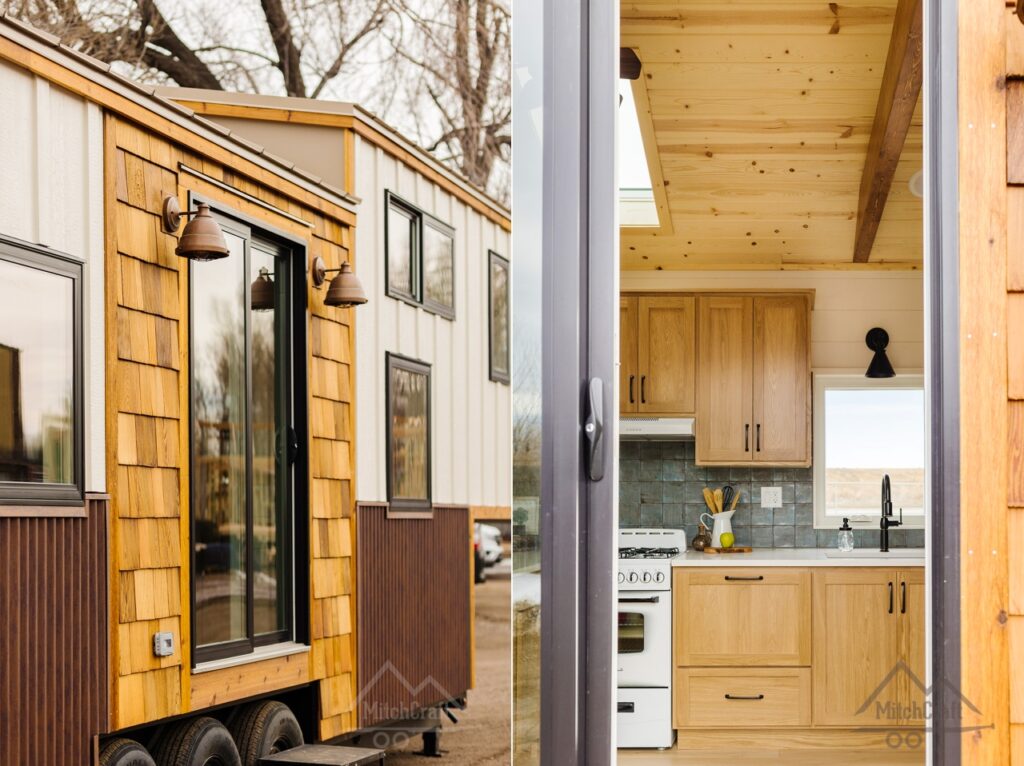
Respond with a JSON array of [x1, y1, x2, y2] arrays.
[[724, 694, 765, 701], [724, 575, 764, 581], [629, 375, 635, 404], [888, 582, 894, 614], [618, 702, 635, 713], [901, 581, 907, 614], [756, 424, 761, 452], [745, 424, 750, 452], [618, 596, 660, 604], [640, 375, 647, 404]]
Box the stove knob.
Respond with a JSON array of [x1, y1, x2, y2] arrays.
[[654, 571, 666, 584], [617, 572, 625, 584], [641, 571, 652, 584], [627, 571, 639, 584]]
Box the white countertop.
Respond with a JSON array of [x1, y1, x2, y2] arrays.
[[671, 548, 925, 567]]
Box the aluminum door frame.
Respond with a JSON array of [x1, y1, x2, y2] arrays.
[[539, 0, 618, 763]]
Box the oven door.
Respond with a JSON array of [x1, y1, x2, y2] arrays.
[[616, 590, 671, 687]]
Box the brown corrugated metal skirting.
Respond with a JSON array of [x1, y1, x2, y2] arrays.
[[0, 495, 109, 765], [356, 504, 471, 728]]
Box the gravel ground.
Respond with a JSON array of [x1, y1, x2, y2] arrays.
[[385, 565, 511, 765]]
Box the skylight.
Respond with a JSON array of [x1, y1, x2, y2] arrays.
[[618, 79, 658, 227]]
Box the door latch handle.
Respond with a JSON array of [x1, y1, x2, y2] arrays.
[[585, 377, 605, 481], [286, 427, 299, 464]]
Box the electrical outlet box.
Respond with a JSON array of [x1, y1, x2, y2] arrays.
[[153, 631, 174, 658], [761, 487, 783, 509]]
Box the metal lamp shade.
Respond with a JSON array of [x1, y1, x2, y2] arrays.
[[175, 203, 229, 261], [324, 262, 368, 308], [865, 327, 896, 378], [251, 268, 275, 311]]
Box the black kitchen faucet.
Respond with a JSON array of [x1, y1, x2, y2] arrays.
[[879, 474, 902, 552]]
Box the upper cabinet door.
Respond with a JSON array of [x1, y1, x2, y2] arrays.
[[696, 296, 753, 463], [752, 295, 810, 464], [620, 296, 639, 414], [637, 296, 696, 414]]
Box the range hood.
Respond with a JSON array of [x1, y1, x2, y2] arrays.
[[619, 417, 695, 440]]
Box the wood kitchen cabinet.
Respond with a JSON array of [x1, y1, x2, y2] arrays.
[[696, 293, 811, 466], [620, 295, 696, 415], [673, 568, 811, 667], [812, 568, 925, 727]]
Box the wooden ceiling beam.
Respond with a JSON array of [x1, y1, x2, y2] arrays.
[[852, 0, 923, 262]]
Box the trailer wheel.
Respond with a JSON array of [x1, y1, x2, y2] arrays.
[[100, 738, 156, 766], [229, 700, 304, 765], [151, 716, 241, 766]]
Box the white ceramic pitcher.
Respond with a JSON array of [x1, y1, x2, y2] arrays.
[[699, 509, 736, 548]]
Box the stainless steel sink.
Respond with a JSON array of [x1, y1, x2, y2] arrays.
[[824, 548, 925, 559]]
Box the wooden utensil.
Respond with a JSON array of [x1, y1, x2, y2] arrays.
[[728, 490, 741, 513], [714, 488, 724, 514], [702, 487, 717, 513]]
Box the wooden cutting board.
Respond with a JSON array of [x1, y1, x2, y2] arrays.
[[702, 546, 753, 554]]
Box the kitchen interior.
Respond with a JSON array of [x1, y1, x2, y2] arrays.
[[615, 1, 926, 764]]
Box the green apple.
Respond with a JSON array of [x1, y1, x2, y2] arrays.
[[719, 532, 735, 549]]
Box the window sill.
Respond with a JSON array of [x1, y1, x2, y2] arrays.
[[0, 504, 86, 518], [192, 641, 310, 675]]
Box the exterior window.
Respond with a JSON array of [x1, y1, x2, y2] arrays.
[[386, 354, 431, 516], [813, 374, 925, 530], [191, 210, 295, 661], [0, 238, 82, 507], [384, 190, 456, 319], [423, 217, 455, 318], [488, 251, 510, 383]]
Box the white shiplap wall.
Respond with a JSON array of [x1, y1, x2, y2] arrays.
[[354, 136, 511, 508], [620, 270, 924, 372], [0, 59, 106, 491]]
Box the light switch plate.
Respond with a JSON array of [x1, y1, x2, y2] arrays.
[[761, 487, 783, 509]]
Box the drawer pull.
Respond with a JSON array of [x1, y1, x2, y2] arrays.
[[724, 575, 764, 581], [618, 702, 635, 713], [724, 694, 765, 701]]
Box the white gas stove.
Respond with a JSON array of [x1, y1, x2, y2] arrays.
[[616, 529, 684, 750]]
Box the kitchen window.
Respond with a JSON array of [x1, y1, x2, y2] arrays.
[[0, 238, 83, 509], [384, 191, 455, 319], [488, 251, 510, 384], [190, 208, 300, 662], [813, 374, 925, 530], [386, 353, 432, 517]]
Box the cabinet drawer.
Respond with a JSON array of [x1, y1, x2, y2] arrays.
[[674, 568, 812, 666], [675, 668, 811, 728]]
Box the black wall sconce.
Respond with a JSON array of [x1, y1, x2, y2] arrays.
[[161, 196, 229, 261], [311, 256, 368, 308], [865, 327, 896, 378]]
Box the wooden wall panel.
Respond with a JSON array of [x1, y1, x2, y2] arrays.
[[105, 113, 358, 738], [0, 495, 109, 766], [356, 504, 472, 728]]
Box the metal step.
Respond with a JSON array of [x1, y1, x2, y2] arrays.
[[259, 744, 385, 765]]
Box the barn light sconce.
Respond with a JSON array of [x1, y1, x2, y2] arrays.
[[865, 327, 896, 379], [251, 267, 275, 312], [311, 256, 368, 308], [161, 196, 229, 261]]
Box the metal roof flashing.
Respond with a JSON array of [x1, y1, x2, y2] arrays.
[[0, 14, 360, 214]]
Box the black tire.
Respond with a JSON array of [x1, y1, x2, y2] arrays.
[[151, 716, 241, 766], [474, 551, 487, 583], [228, 700, 304, 766], [100, 738, 156, 766]]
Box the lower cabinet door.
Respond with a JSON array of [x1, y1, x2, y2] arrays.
[[899, 569, 927, 726], [675, 668, 811, 728], [813, 569, 902, 727]]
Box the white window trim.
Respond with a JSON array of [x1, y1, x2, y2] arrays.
[[813, 372, 925, 531]]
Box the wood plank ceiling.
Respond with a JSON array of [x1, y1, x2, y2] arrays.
[[621, 0, 923, 270]]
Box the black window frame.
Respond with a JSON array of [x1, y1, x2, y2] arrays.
[[385, 353, 433, 518], [384, 190, 456, 320], [0, 235, 84, 509], [188, 196, 309, 665], [488, 250, 511, 384]]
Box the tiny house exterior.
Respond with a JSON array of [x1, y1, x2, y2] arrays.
[[0, 12, 473, 764], [156, 88, 513, 729]]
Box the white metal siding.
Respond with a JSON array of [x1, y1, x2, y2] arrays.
[[620, 270, 925, 371], [0, 59, 106, 492], [354, 136, 511, 508]]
